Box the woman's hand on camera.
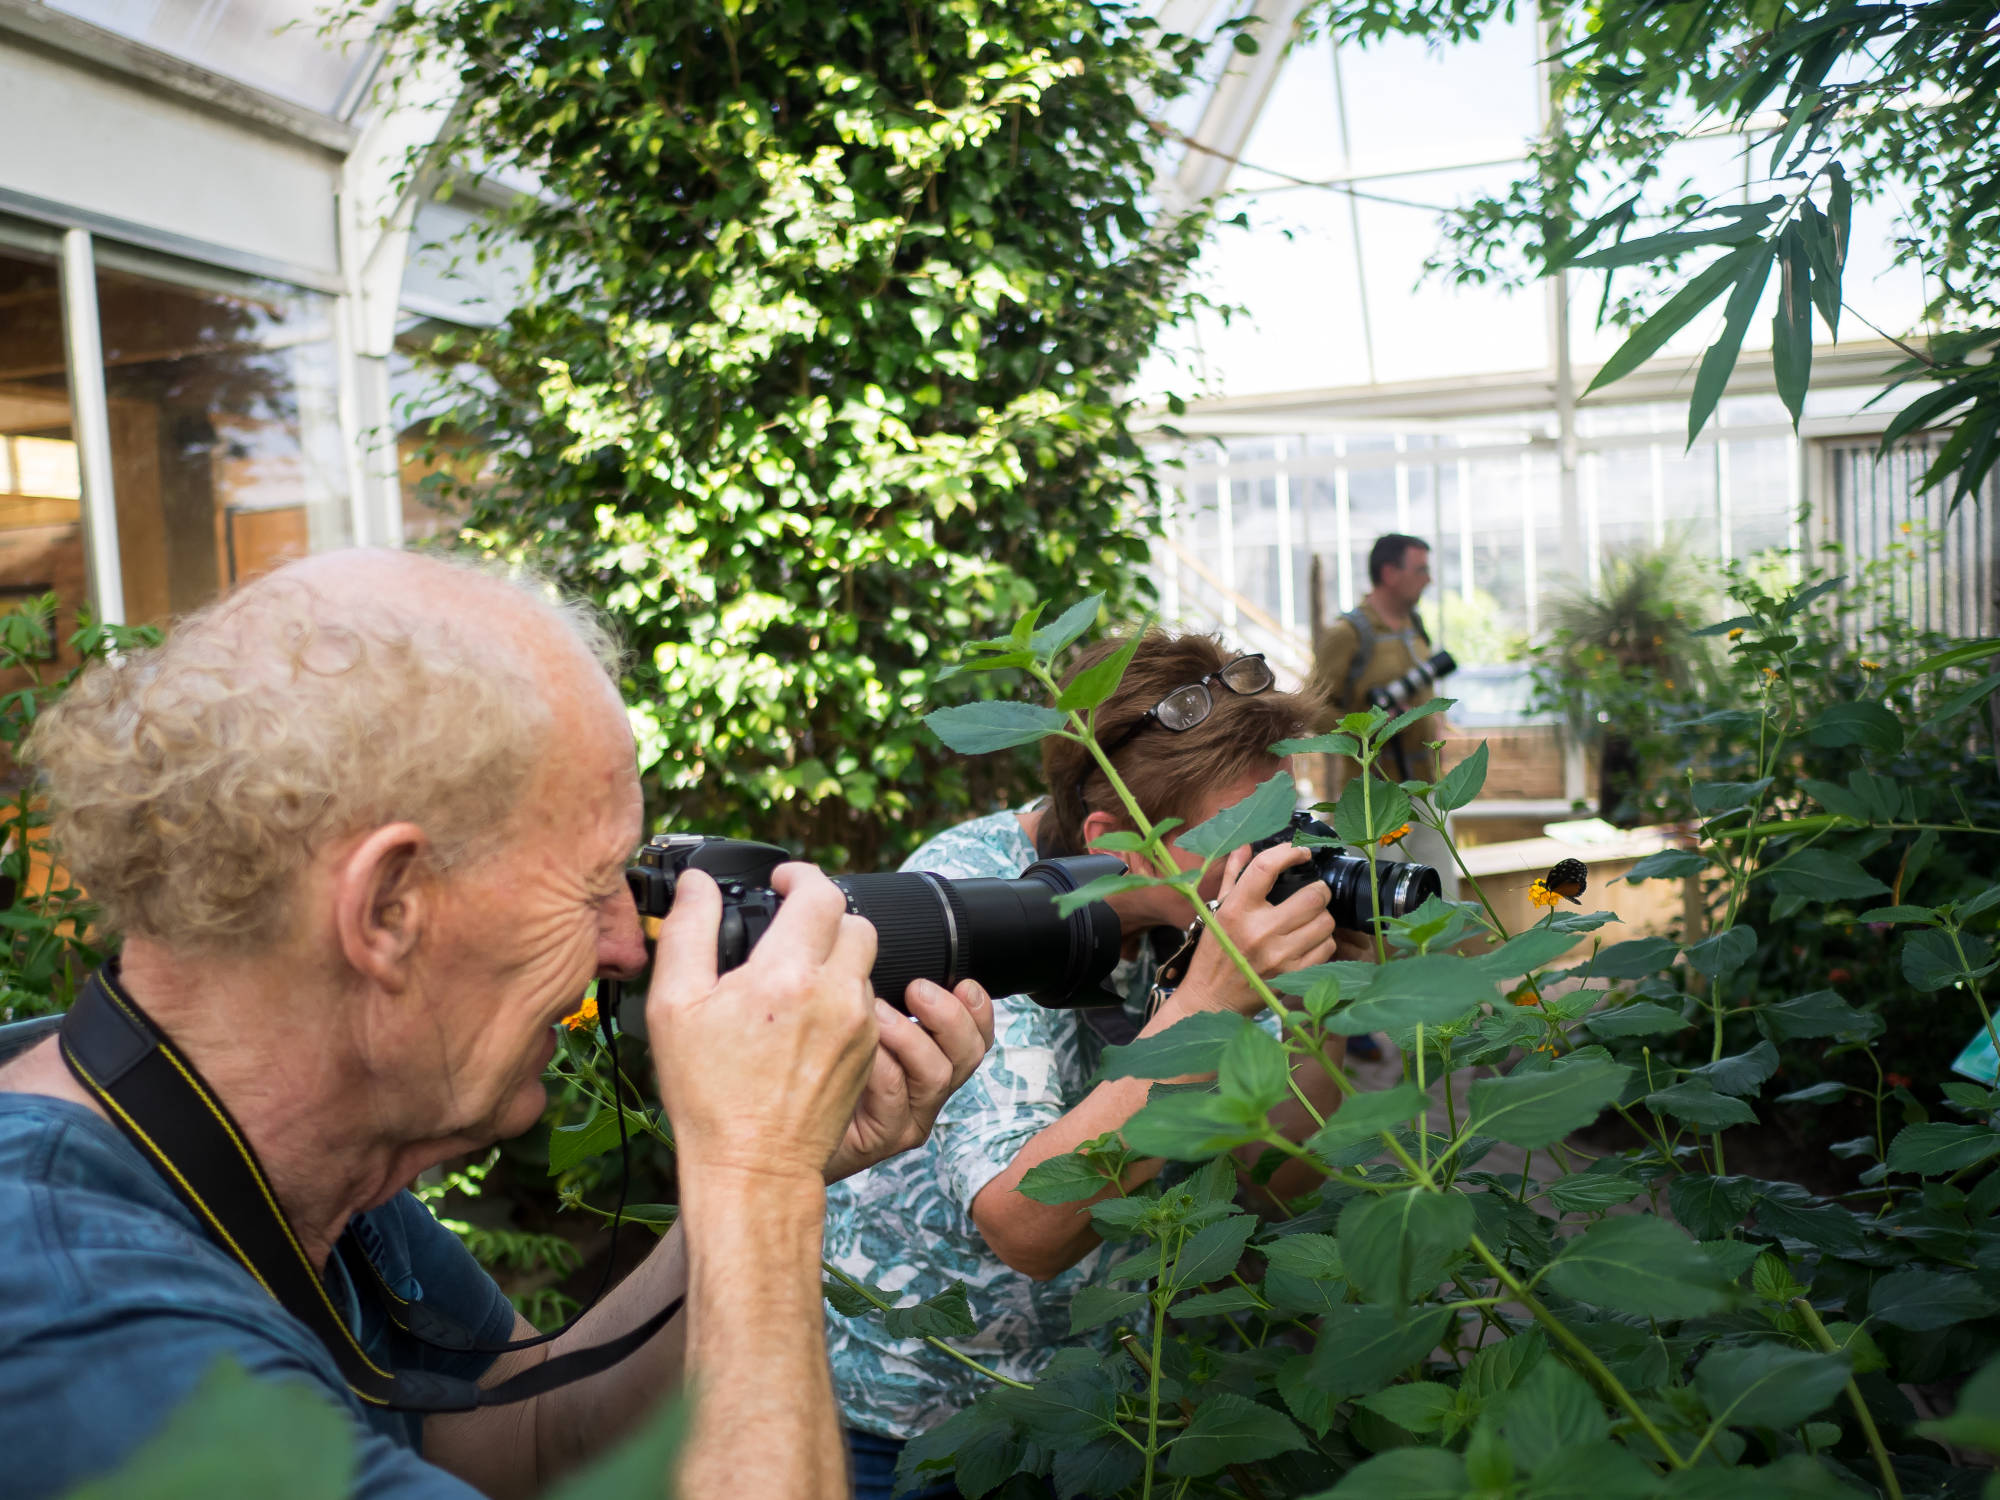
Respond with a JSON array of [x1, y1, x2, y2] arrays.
[[1174, 843, 1339, 1017], [824, 978, 996, 1184]]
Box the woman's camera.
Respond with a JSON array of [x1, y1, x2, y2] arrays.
[[1251, 811, 1441, 929]]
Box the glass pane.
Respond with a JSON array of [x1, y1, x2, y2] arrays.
[[96, 261, 349, 623], [44, 0, 371, 115], [0, 246, 91, 669]]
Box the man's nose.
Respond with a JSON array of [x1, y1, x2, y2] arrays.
[[597, 887, 650, 980]]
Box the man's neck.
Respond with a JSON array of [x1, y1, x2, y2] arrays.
[[1365, 587, 1412, 631], [8, 945, 458, 1271]]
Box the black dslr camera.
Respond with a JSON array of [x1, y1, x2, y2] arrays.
[[1251, 811, 1441, 930], [624, 835, 1127, 1008], [1367, 649, 1457, 713]]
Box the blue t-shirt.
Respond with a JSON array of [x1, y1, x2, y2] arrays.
[[0, 1091, 521, 1498]]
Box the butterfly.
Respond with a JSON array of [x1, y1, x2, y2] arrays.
[[1544, 858, 1588, 904]]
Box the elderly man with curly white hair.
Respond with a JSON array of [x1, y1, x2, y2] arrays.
[[0, 549, 994, 1499]]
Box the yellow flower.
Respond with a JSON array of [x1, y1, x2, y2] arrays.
[[562, 995, 599, 1033], [1899, 521, 1913, 534], [1728, 627, 1745, 641], [1379, 823, 1412, 847], [1663, 678, 1675, 691], [1506, 983, 1539, 1007], [1860, 658, 1883, 670], [1762, 666, 1779, 681], [1528, 879, 1561, 910]]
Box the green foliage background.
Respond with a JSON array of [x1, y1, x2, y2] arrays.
[[384, 0, 1213, 864]]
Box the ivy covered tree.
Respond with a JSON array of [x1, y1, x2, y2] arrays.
[[384, 0, 1210, 863], [1325, 0, 2000, 502]]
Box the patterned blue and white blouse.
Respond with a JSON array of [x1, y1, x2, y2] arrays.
[[822, 808, 1159, 1440]]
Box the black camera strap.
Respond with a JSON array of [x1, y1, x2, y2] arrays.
[[59, 966, 683, 1413]]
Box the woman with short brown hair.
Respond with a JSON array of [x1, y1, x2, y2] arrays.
[[824, 627, 1366, 1499]]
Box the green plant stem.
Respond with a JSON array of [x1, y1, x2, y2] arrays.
[[1792, 1297, 1904, 1500], [1944, 924, 2000, 1066], [1142, 1236, 1170, 1500], [1467, 1234, 1686, 1469], [821, 1262, 1031, 1391]]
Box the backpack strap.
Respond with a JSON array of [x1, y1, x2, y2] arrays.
[[1337, 607, 1377, 710]]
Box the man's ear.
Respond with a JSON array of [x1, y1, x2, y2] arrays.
[[331, 823, 432, 991]]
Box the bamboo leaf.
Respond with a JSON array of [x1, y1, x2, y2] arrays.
[[1689, 242, 1777, 443], [1584, 244, 1763, 397]]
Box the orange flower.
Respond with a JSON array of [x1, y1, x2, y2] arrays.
[[562, 995, 600, 1033], [1762, 667, 1779, 681], [1728, 627, 1745, 641], [1886, 1072, 1912, 1089], [1898, 521, 1913, 534], [1506, 983, 1539, 1007], [1379, 823, 1412, 847], [1860, 659, 1883, 670], [1528, 879, 1561, 910]]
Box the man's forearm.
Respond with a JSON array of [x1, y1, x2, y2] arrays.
[[676, 1165, 846, 1499]]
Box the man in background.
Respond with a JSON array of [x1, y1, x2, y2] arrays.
[[1306, 532, 1457, 897]]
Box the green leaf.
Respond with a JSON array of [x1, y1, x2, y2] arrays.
[[1092, 1010, 1249, 1084], [1685, 926, 1756, 980], [1172, 1285, 1267, 1319], [1301, 1304, 1456, 1401], [1359, 1381, 1460, 1435], [1172, 1213, 1259, 1290], [1469, 1057, 1631, 1148], [1755, 989, 1882, 1042], [823, 1278, 881, 1317], [1853, 904, 1939, 924], [1807, 700, 1905, 755], [1068, 1286, 1148, 1335], [924, 700, 1068, 755], [1545, 1171, 1643, 1214], [1524, 1440, 1663, 1500], [1695, 1344, 1850, 1431], [1217, 1022, 1291, 1113], [1162, 1392, 1307, 1477], [1056, 631, 1141, 713], [897, 1401, 1020, 1497], [1017, 1153, 1109, 1205], [1321, 1447, 1466, 1499], [1433, 741, 1489, 812], [1585, 243, 1764, 397], [1586, 1000, 1694, 1039], [1381, 696, 1453, 745], [1773, 221, 1813, 424], [1178, 771, 1297, 860], [1050, 868, 1174, 916], [1469, 929, 1581, 979], [1339, 1188, 1475, 1306], [1869, 1266, 2000, 1331], [1123, 1090, 1265, 1160], [1764, 849, 1889, 901], [1689, 1041, 1779, 1097], [1543, 1215, 1732, 1319], [1622, 848, 1708, 882], [1799, 777, 1869, 821], [1463, 1330, 1549, 1406], [1498, 1357, 1608, 1471], [1668, 1174, 1758, 1239], [1885, 1122, 2000, 1175], [1582, 937, 1680, 979], [549, 1108, 633, 1174], [1645, 1079, 1758, 1129], [1688, 241, 1776, 443], [882, 1280, 978, 1340], [1903, 928, 1991, 992], [1029, 595, 1104, 658], [63, 1357, 355, 1500], [1334, 775, 1414, 847], [1915, 1353, 2000, 1453], [1306, 1082, 1429, 1156], [1775, 1080, 1848, 1105]]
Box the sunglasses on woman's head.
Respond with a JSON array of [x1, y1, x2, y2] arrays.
[[1074, 654, 1276, 807]]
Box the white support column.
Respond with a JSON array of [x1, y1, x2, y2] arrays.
[[1217, 448, 1238, 628], [58, 229, 123, 625], [1716, 439, 1733, 563], [1521, 451, 1539, 637], [1787, 431, 1805, 580], [1333, 438, 1354, 611], [1457, 456, 1474, 606], [1582, 449, 1602, 593], [1274, 438, 1296, 631], [1649, 442, 1666, 547], [1393, 433, 1411, 531]]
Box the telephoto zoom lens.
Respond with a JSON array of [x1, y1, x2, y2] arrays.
[[625, 836, 1127, 1009]]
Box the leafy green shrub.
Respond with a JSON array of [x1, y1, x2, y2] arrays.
[[779, 587, 2000, 1500], [376, 0, 1217, 868], [0, 597, 159, 1021]]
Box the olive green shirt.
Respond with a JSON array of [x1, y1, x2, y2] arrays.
[[1305, 598, 1439, 784]]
